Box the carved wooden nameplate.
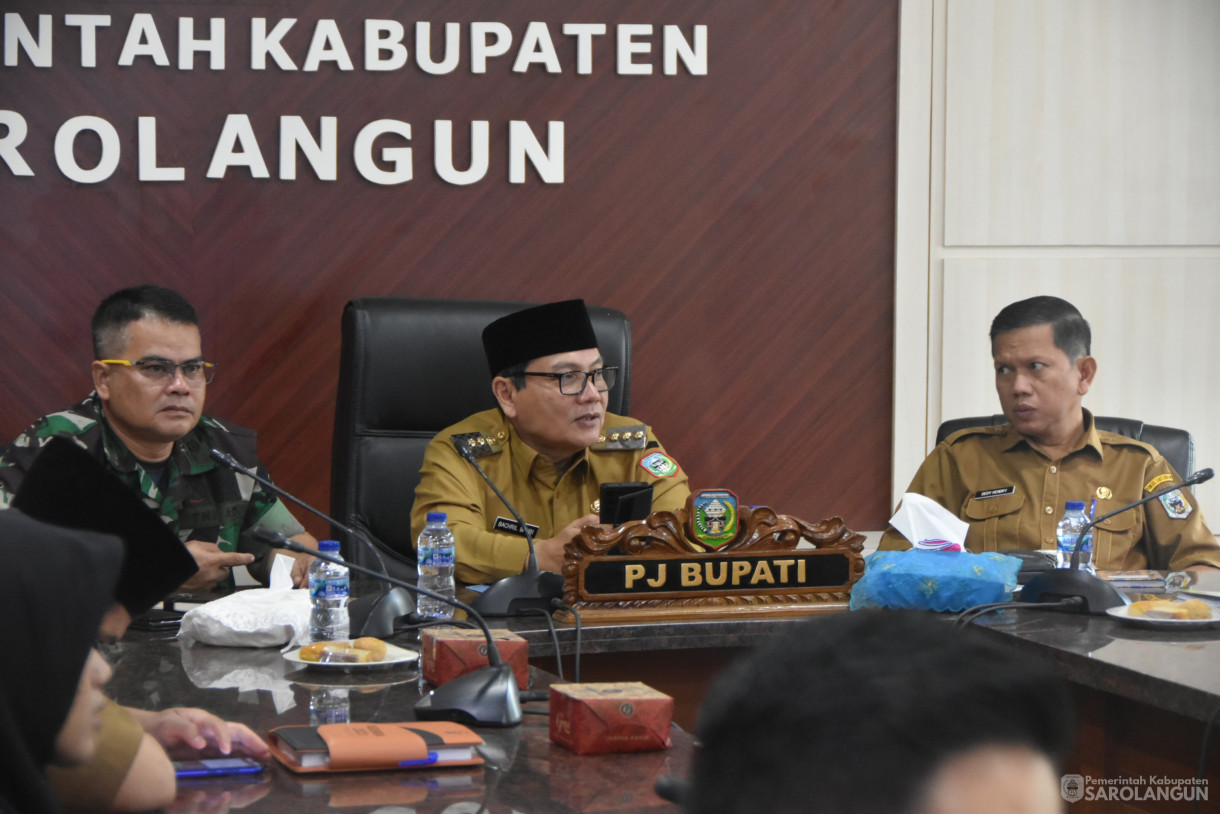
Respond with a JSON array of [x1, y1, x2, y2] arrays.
[[556, 501, 866, 623]]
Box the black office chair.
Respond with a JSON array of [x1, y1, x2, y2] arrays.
[[330, 297, 633, 581], [935, 414, 1195, 483]]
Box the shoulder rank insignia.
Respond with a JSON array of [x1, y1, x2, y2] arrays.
[[595, 425, 648, 451], [945, 424, 1007, 443], [450, 432, 500, 459]]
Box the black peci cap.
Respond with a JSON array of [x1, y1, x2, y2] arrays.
[[482, 299, 600, 377], [12, 437, 199, 615]]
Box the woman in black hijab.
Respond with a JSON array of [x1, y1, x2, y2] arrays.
[[0, 510, 123, 814]]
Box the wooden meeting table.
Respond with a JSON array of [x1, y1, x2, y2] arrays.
[[103, 627, 690, 813]]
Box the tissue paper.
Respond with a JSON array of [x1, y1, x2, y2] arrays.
[[178, 554, 312, 648]]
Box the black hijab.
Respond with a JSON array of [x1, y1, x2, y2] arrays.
[[0, 510, 123, 814]]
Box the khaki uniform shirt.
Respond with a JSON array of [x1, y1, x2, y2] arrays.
[[47, 701, 144, 812], [879, 412, 1220, 570], [412, 409, 691, 584]]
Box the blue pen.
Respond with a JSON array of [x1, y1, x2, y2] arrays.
[[399, 752, 439, 768], [1089, 498, 1097, 519]]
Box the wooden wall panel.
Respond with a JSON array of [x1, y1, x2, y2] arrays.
[[0, 1, 898, 535]]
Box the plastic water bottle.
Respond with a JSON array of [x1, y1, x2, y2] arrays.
[[1055, 501, 1094, 573], [416, 512, 456, 620], [308, 539, 350, 640]]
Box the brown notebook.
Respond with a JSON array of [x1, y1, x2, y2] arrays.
[[268, 721, 484, 773]]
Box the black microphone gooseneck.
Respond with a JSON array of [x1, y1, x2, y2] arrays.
[[254, 529, 522, 727], [1021, 467, 1213, 615], [1070, 468, 1214, 570], [451, 437, 563, 617], [208, 448, 415, 637]]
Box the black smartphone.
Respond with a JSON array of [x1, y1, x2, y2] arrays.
[[127, 608, 185, 632], [172, 757, 265, 778], [600, 482, 653, 525]]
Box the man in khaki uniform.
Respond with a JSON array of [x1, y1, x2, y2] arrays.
[[411, 299, 690, 585], [880, 296, 1220, 571]]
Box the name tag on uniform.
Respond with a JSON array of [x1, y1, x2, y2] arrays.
[[493, 517, 541, 538], [178, 500, 246, 528], [974, 486, 1015, 500]]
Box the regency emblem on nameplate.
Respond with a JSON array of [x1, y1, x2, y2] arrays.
[[690, 488, 739, 550], [554, 491, 866, 623]]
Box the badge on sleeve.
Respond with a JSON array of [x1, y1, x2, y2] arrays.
[[639, 452, 680, 478], [1159, 489, 1192, 520]]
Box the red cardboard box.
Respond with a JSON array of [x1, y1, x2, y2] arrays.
[[549, 682, 673, 755], [421, 628, 530, 690]]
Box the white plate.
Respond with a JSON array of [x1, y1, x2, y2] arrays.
[[283, 641, 419, 671], [1105, 605, 1220, 630]]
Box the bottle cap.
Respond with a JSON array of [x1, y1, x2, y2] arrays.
[[319, 539, 340, 552], [426, 512, 448, 523], [1064, 501, 1086, 511]]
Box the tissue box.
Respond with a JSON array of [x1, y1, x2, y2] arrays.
[[549, 682, 672, 755], [849, 550, 1021, 612], [421, 628, 530, 690]]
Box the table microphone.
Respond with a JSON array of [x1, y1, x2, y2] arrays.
[[450, 436, 564, 617], [209, 449, 415, 638], [1021, 467, 1214, 614], [254, 528, 522, 727]]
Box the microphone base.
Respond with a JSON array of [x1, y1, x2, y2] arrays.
[[349, 587, 415, 638], [414, 663, 523, 727], [1019, 567, 1125, 615], [470, 570, 564, 617]]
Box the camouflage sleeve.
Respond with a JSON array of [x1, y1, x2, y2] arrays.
[[234, 462, 306, 561], [1, 409, 101, 507], [0, 445, 26, 508], [0, 426, 47, 507]]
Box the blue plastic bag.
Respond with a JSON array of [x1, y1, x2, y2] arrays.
[[849, 549, 1022, 612]]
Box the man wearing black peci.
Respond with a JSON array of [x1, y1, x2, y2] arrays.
[[411, 299, 691, 585]]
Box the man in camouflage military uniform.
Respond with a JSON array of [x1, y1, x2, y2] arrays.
[[0, 285, 317, 590], [411, 299, 690, 584], [880, 296, 1220, 571]]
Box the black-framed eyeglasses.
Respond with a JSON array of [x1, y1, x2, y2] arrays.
[[522, 366, 617, 395], [98, 357, 216, 384]]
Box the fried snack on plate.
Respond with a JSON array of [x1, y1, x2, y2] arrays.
[[1181, 599, 1213, 620], [1127, 599, 1213, 620], [298, 642, 329, 662], [352, 637, 388, 660], [319, 643, 374, 664]]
